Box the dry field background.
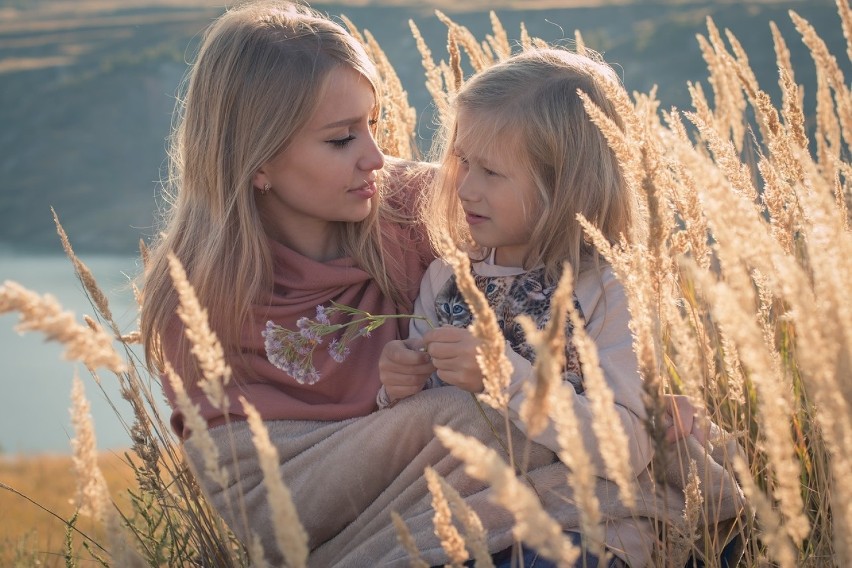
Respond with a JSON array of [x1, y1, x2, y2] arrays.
[[0, 0, 844, 252], [0, 452, 136, 565]]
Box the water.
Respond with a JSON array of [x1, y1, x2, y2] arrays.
[[0, 251, 158, 455]]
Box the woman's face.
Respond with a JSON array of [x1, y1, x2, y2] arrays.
[[253, 66, 384, 260]]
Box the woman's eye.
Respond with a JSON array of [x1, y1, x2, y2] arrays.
[[328, 135, 355, 148], [456, 155, 469, 167], [484, 167, 499, 176]]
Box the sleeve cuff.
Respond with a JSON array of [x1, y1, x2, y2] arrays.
[[376, 385, 393, 409]]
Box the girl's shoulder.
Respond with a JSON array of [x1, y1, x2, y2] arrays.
[[424, 256, 455, 280], [576, 257, 616, 281], [575, 259, 628, 321]]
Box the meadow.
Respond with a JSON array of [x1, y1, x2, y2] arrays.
[[1, 0, 852, 567]]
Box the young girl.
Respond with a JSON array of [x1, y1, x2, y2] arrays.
[[379, 48, 654, 567]]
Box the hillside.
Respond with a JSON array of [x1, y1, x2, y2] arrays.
[[0, 0, 846, 254]]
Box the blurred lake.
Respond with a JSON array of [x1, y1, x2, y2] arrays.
[[0, 251, 149, 454]]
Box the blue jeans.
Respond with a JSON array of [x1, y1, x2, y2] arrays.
[[459, 532, 624, 568], [685, 533, 744, 568], [446, 531, 743, 567]]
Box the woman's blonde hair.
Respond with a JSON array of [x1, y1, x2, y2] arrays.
[[141, 0, 402, 373], [424, 48, 633, 282]]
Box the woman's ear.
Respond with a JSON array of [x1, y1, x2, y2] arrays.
[[252, 169, 268, 191]]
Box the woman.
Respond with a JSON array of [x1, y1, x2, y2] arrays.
[[139, 0, 432, 559]]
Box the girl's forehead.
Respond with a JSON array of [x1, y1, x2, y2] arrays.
[[455, 109, 522, 163]]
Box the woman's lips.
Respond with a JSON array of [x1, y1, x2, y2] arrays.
[[348, 180, 377, 199]]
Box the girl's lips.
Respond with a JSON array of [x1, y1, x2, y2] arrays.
[[466, 212, 488, 225], [348, 180, 377, 199]]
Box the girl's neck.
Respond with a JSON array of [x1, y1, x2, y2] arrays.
[[493, 246, 527, 268]]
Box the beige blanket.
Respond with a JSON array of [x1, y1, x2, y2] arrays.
[[185, 387, 744, 567]]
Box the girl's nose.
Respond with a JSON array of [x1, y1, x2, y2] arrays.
[[456, 173, 477, 202]]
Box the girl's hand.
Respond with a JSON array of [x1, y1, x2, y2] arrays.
[[379, 339, 435, 402], [422, 325, 485, 393], [662, 394, 708, 445]]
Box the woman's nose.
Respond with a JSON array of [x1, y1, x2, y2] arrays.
[[359, 134, 385, 172]]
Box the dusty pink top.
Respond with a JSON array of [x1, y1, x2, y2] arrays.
[[162, 173, 434, 439]]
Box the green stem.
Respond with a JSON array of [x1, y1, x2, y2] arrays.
[[345, 313, 433, 327]]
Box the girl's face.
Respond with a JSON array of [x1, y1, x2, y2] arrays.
[[453, 110, 540, 268], [253, 66, 384, 261]]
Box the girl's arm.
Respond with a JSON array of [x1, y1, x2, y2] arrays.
[[504, 263, 652, 477], [424, 262, 652, 477]]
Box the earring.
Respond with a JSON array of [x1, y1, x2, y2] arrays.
[[259, 182, 271, 196]]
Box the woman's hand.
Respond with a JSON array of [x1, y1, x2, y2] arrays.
[[379, 339, 435, 402], [422, 325, 485, 393]]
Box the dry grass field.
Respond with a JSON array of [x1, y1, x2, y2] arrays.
[[0, 452, 137, 566]]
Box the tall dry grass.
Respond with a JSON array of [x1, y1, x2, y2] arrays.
[[1, 2, 851, 566]]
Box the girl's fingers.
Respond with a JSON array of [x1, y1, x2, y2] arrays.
[[425, 340, 453, 360], [403, 337, 428, 351], [383, 339, 432, 366], [422, 325, 468, 344], [424, 330, 478, 359], [664, 394, 700, 444], [387, 384, 425, 400], [434, 369, 484, 393]]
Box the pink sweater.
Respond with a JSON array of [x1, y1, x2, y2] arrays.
[[163, 173, 434, 439]]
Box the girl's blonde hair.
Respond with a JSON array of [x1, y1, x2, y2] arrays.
[[425, 48, 633, 282], [141, 1, 402, 374]]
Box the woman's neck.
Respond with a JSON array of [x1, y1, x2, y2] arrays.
[[265, 219, 342, 262]]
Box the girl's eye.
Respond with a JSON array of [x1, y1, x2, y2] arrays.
[[456, 155, 469, 167], [328, 135, 355, 148], [484, 167, 498, 176]]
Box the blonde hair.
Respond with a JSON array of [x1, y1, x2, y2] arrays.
[[141, 0, 403, 374], [425, 48, 633, 282]]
